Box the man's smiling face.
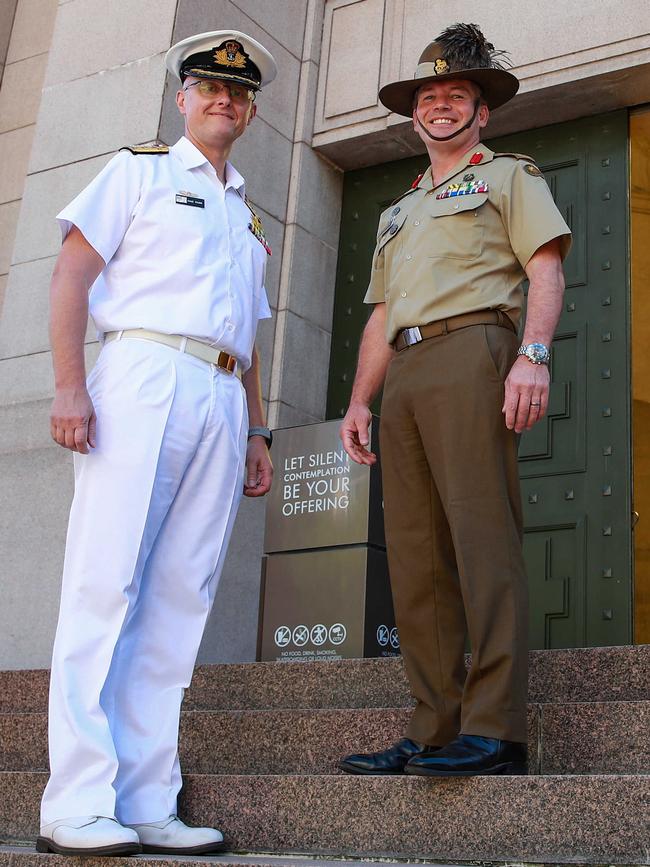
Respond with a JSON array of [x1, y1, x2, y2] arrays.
[[176, 76, 256, 150], [412, 79, 488, 146]]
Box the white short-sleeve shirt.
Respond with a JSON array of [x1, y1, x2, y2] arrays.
[[56, 136, 272, 371]]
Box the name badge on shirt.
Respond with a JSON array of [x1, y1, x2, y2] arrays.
[[175, 191, 205, 208]]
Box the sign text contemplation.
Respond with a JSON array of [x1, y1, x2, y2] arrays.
[[281, 448, 350, 517]]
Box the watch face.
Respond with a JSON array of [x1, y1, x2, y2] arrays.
[[527, 343, 549, 363]]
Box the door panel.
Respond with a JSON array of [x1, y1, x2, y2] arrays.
[[327, 111, 632, 648]]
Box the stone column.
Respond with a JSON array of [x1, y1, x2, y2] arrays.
[[0, 0, 178, 668]]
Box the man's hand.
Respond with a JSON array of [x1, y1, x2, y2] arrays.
[[340, 400, 376, 465], [503, 356, 550, 433], [50, 385, 97, 454], [243, 436, 273, 496]]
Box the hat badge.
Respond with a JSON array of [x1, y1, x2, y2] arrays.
[[214, 40, 246, 69], [434, 58, 449, 75]]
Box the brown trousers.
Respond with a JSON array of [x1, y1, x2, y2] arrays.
[[380, 323, 528, 745]]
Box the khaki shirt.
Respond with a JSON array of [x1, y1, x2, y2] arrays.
[[364, 143, 572, 343]]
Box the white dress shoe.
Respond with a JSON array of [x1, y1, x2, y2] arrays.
[[36, 815, 142, 855], [126, 815, 226, 854]]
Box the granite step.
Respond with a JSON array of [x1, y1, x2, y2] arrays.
[[1, 701, 648, 776], [1, 645, 648, 714], [0, 847, 476, 867], [0, 846, 476, 867], [0, 771, 647, 865]]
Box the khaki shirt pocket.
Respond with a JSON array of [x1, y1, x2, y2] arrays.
[[425, 192, 488, 261]]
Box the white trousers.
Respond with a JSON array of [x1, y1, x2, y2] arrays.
[[41, 338, 247, 825]]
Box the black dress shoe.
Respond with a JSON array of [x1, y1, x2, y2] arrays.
[[339, 737, 429, 775], [405, 734, 527, 777]]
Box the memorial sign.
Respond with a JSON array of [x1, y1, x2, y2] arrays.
[[264, 419, 384, 552], [257, 418, 398, 662]]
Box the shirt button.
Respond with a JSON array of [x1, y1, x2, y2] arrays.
[[226, 323, 235, 332], [413, 220, 420, 226], [400, 290, 407, 298]]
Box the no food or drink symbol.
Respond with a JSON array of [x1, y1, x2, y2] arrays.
[[292, 625, 309, 647]]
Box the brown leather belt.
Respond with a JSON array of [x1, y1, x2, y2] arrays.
[[394, 309, 516, 352]]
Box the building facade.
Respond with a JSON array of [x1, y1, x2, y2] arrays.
[[0, 0, 648, 668]]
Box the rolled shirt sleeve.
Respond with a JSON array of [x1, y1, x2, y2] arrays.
[[500, 161, 572, 267], [56, 150, 143, 265]]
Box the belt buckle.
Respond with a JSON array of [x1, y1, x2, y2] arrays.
[[403, 326, 422, 347], [217, 351, 236, 374]]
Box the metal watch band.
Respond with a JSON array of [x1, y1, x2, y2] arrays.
[[248, 426, 273, 448], [517, 343, 550, 365]]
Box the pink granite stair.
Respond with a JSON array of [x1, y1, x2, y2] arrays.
[[0, 647, 647, 865]]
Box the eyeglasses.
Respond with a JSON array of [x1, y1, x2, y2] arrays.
[[183, 80, 254, 104]]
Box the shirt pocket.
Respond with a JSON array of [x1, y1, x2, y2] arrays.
[[426, 192, 488, 261], [230, 221, 267, 299]]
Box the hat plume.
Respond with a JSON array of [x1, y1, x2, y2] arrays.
[[435, 23, 511, 71]]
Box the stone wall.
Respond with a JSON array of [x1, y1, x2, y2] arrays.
[[0, 0, 343, 668], [312, 0, 650, 168], [1, 0, 648, 668], [0, 0, 180, 669], [161, 0, 343, 663]]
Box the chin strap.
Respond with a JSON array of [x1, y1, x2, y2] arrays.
[[416, 98, 481, 142]]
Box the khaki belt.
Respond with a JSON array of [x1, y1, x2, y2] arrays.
[[104, 328, 239, 375], [394, 309, 516, 352]]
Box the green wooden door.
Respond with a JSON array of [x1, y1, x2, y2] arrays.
[[327, 111, 632, 649]]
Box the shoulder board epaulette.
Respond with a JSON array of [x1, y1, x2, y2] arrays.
[[389, 184, 420, 208], [495, 152, 545, 177], [120, 141, 169, 155], [494, 152, 536, 163]]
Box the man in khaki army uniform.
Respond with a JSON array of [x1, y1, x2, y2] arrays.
[[339, 23, 571, 777]]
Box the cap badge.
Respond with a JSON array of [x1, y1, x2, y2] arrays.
[[214, 40, 247, 69], [434, 59, 449, 75]]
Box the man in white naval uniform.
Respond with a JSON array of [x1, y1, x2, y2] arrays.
[[38, 31, 276, 857]]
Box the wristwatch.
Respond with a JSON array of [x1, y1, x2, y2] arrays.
[[517, 342, 550, 365], [248, 426, 273, 448]]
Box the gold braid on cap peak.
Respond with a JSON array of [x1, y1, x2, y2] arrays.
[[430, 22, 512, 71]]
